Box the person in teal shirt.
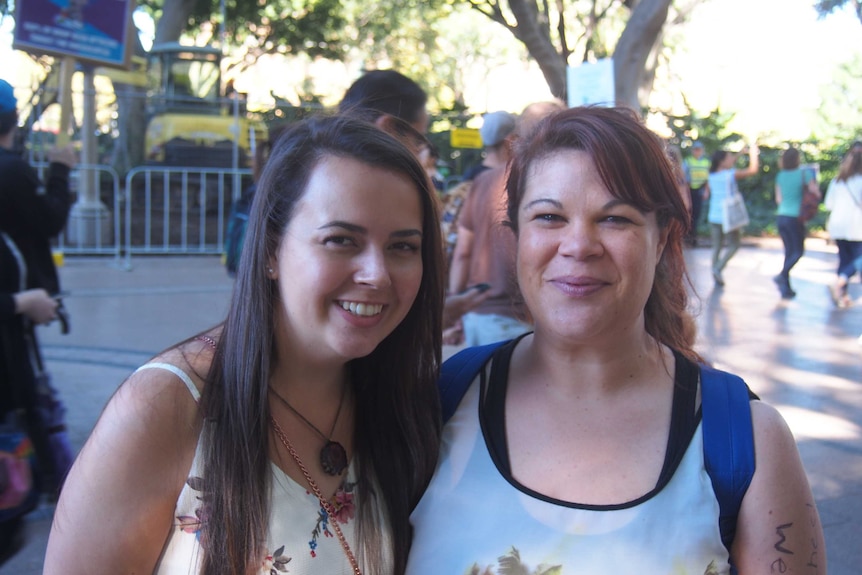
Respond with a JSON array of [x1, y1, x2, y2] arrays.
[[774, 147, 818, 299]]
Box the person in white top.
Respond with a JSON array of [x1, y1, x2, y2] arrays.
[[824, 146, 862, 308], [704, 144, 760, 286], [44, 115, 446, 575], [408, 107, 825, 575]]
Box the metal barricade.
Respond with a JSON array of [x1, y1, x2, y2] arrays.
[[123, 166, 251, 264], [34, 162, 124, 264]]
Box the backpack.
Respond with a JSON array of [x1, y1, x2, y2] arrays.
[[225, 187, 254, 277], [439, 340, 755, 565]]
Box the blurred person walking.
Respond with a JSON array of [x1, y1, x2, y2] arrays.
[[683, 141, 709, 246], [773, 147, 820, 299], [0, 78, 76, 501], [0, 231, 59, 565], [704, 144, 760, 286], [824, 146, 862, 308]]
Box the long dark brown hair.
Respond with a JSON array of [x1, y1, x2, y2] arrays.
[[200, 114, 444, 574], [506, 106, 699, 360]]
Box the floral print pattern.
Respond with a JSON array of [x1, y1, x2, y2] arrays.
[[174, 475, 356, 569], [308, 479, 356, 558], [263, 545, 291, 574]]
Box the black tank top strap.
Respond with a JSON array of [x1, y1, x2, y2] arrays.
[[481, 342, 701, 492]]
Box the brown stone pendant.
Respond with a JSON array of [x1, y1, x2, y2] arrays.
[[320, 440, 348, 475]]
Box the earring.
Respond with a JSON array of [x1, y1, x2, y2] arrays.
[[266, 266, 274, 275]]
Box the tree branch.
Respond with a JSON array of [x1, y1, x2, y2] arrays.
[[613, 0, 671, 109], [469, 0, 512, 28]]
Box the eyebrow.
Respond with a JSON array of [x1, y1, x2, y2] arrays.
[[523, 198, 562, 211], [522, 197, 638, 212], [319, 221, 422, 238]]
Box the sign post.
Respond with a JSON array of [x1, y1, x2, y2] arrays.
[[13, 0, 135, 247]]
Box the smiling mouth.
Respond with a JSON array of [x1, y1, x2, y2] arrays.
[[338, 301, 384, 317]]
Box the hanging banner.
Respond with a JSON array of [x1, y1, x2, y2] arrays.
[[567, 59, 615, 107], [13, 0, 135, 69]]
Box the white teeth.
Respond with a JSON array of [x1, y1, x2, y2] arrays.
[[339, 301, 383, 316]]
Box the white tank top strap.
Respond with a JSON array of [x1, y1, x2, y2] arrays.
[[135, 362, 201, 402]]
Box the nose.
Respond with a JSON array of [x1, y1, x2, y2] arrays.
[[354, 248, 392, 288], [558, 221, 603, 260]]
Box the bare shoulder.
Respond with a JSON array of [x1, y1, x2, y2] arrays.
[[731, 400, 827, 574], [44, 337, 215, 573]]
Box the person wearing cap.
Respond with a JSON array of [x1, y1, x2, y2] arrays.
[[0, 79, 76, 296], [0, 78, 76, 514], [683, 141, 710, 246], [460, 110, 517, 182], [440, 111, 517, 287], [441, 110, 518, 345], [448, 101, 565, 346]]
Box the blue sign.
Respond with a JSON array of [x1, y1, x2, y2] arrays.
[[14, 0, 134, 68]]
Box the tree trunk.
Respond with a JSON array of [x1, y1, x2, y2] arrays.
[[109, 2, 197, 173], [154, 0, 199, 45], [109, 82, 148, 174], [613, 0, 672, 110], [507, 0, 568, 100]]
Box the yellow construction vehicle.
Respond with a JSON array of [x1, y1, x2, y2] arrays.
[[143, 42, 266, 168]]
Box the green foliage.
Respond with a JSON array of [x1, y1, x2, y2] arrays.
[[811, 53, 862, 143], [814, 0, 862, 24], [655, 104, 853, 236]]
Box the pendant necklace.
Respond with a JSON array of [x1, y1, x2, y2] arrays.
[[268, 384, 349, 476], [270, 416, 362, 575]]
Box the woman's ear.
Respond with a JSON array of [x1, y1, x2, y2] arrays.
[[374, 114, 424, 156], [656, 225, 670, 262], [374, 114, 399, 137]]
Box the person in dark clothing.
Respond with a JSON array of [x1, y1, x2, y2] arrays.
[[0, 78, 76, 502], [225, 124, 288, 277], [0, 231, 60, 563], [0, 80, 76, 295]]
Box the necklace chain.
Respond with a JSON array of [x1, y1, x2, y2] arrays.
[[196, 335, 358, 571], [268, 384, 345, 444], [270, 416, 362, 575]]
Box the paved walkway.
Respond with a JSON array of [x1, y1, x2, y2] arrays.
[[2, 237, 861, 574]]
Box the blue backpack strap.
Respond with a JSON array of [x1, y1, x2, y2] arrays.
[[439, 340, 509, 422], [699, 364, 756, 556]]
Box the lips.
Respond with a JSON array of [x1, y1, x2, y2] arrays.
[[338, 301, 384, 317], [548, 276, 607, 296]]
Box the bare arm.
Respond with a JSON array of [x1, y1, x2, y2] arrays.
[[735, 144, 760, 179], [443, 285, 489, 329], [775, 183, 783, 206], [44, 356, 203, 573], [730, 401, 827, 574], [448, 225, 474, 295]]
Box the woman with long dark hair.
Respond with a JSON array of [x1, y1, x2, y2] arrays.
[[44, 114, 445, 574]]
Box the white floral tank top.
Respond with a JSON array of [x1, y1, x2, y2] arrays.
[[137, 363, 391, 574]]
